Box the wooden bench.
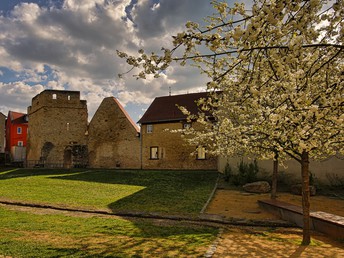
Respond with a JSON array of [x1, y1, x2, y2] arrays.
[[258, 199, 344, 240]]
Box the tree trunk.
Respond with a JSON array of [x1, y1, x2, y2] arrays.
[[271, 152, 278, 199], [301, 150, 311, 245]]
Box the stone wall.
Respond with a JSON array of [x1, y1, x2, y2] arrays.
[[27, 90, 88, 167], [88, 97, 140, 169], [141, 122, 217, 170]]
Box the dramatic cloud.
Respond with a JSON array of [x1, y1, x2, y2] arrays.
[[0, 0, 234, 121]]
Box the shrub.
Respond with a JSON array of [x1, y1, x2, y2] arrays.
[[223, 163, 232, 182], [231, 159, 259, 186], [326, 173, 344, 188]]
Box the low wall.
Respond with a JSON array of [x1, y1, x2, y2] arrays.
[[218, 155, 344, 185], [258, 199, 344, 240]]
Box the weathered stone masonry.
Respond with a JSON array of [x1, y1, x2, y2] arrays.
[[88, 97, 140, 169], [27, 90, 88, 168], [27, 90, 217, 170]]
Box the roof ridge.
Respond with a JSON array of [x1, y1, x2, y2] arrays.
[[111, 97, 140, 133]]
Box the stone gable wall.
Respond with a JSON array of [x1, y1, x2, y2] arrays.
[[141, 122, 217, 170], [88, 97, 140, 169]]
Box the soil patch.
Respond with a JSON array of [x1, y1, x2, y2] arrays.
[[205, 189, 344, 220], [212, 225, 344, 258], [205, 187, 344, 257]]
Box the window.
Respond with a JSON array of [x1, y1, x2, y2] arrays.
[[183, 123, 192, 129], [18, 141, 23, 147], [52, 94, 57, 99], [147, 124, 153, 133], [150, 147, 159, 160], [196, 146, 206, 160], [68, 95, 71, 100], [17, 127, 22, 134], [66, 123, 70, 131]]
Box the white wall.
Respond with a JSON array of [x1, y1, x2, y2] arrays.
[[218, 155, 344, 185]]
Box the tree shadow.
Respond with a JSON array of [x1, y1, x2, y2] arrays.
[[51, 169, 218, 215], [289, 245, 307, 257], [0, 168, 218, 219], [0, 169, 219, 257]]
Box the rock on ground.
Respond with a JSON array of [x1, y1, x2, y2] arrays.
[[243, 181, 271, 193]]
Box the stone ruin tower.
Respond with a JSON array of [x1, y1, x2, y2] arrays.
[[27, 90, 88, 168]]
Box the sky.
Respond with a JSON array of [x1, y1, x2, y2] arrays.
[[0, 0, 238, 123]]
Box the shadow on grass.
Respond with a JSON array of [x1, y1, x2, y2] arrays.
[[0, 169, 219, 257], [53, 169, 218, 215], [0, 168, 89, 179], [0, 168, 218, 215], [0, 212, 218, 257]]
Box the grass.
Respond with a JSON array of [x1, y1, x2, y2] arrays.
[[0, 168, 218, 214], [0, 206, 218, 257], [0, 168, 219, 257]]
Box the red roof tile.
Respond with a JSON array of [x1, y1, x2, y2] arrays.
[[8, 111, 28, 124], [138, 92, 213, 124]]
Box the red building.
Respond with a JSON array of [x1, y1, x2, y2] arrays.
[[5, 111, 28, 161]]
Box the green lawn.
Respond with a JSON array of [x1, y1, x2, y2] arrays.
[[0, 168, 218, 214], [0, 168, 219, 257], [0, 206, 218, 257]]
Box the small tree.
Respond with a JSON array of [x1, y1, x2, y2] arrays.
[[118, 0, 344, 245]]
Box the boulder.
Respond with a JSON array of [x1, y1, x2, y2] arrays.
[[243, 181, 271, 193], [290, 184, 316, 196]]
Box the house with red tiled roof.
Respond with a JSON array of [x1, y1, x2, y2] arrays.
[[5, 111, 28, 162], [138, 92, 218, 170], [88, 97, 141, 168]]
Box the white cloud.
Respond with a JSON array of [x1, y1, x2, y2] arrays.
[[0, 81, 44, 114], [0, 0, 233, 121], [11, 3, 41, 22]]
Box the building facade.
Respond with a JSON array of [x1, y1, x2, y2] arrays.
[[138, 92, 218, 170], [5, 111, 28, 161], [27, 90, 88, 168], [0, 112, 6, 153], [26, 90, 218, 170], [88, 97, 140, 168]]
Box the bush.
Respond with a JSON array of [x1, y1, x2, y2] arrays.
[[223, 163, 232, 182], [326, 173, 344, 188], [230, 159, 259, 186]]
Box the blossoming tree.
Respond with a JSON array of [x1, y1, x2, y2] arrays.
[[118, 0, 343, 245]]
